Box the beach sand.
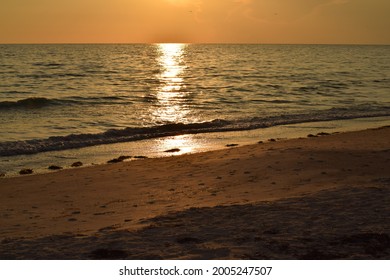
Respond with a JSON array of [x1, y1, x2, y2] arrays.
[[0, 127, 389, 259]]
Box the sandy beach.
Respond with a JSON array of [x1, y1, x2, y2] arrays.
[[0, 126, 389, 260]]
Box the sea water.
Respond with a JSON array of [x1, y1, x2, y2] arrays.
[[1, 44, 389, 173]]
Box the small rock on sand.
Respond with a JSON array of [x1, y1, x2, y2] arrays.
[[107, 156, 131, 164], [71, 161, 83, 167], [0, 172, 6, 177], [48, 165, 63, 170], [19, 169, 33, 175], [317, 132, 330, 136], [164, 148, 181, 153], [226, 144, 239, 147], [118, 155, 131, 161]]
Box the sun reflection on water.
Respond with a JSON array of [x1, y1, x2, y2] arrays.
[[156, 135, 199, 155], [151, 43, 202, 154], [153, 43, 189, 124]]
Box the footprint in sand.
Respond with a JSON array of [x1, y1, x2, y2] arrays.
[[98, 225, 120, 232], [90, 249, 128, 260], [93, 211, 115, 216], [176, 236, 203, 244]]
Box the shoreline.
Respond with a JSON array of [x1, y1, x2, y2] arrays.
[[0, 126, 389, 259], [1, 116, 390, 177]]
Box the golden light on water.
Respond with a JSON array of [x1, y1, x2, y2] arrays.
[[153, 43, 189, 124], [157, 135, 199, 155], [152, 43, 201, 154]]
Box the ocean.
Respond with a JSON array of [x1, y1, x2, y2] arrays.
[[1, 44, 389, 174]]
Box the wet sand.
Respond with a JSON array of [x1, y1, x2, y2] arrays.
[[0, 127, 389, 259]]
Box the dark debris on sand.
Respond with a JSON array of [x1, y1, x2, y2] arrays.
[[48, 165, 63, 170], [317, 132, 330, 136], [107, 156, 132, 164], [71, 161, 83, 167], [19, 169, 33, 175], [226, 144, 239, 147], [164, 148, 181, 153]]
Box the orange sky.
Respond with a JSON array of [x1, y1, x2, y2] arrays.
[[1, 0, 389, 44]]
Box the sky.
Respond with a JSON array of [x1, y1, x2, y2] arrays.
[[1, 0, 389, 44]]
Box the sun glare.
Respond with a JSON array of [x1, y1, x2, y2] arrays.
[[156, 135, 200, 155], [153, 43, 189, 124]]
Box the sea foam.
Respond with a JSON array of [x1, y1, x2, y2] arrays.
[[1, 106, 389, 156]]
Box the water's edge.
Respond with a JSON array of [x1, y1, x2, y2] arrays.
[[1, 116, 389, 177], [1, 105, 389, 157]]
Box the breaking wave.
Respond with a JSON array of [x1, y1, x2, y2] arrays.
[[1, 105, 389, 156]]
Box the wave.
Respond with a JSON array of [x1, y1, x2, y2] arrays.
[[0, 97, 60, 109], [0, 96, 130, 110], [17, 73, 86, 79], [32, 62, 64, 67], [1, 105, 389, 157]]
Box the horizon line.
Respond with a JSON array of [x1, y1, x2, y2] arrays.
[[1, 42, 390, 46]]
